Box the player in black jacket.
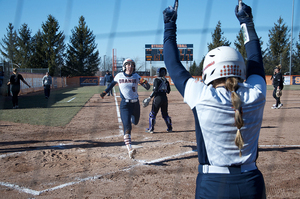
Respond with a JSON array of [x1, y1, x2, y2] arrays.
[[271, 65, 284, 109], [146, 67, 172, 133], [7, 68, 31, 108]]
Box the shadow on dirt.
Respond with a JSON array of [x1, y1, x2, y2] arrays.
[[259, 146, 300, 152], [0, 139, 161, 154]]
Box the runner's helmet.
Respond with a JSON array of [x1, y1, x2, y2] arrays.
[[202, 46, 246, 85], [122, 58, 136, 72]]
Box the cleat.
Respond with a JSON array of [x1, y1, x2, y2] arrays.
[[146, 129, 154, 134], [271, 106, 278, 109], [128, 148, 136, 159], [277, 104, 283, 109]]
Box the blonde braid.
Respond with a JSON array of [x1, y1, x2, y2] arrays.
[[225, 77, 244, 157]]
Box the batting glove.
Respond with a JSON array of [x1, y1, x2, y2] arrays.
[[100, 91, 107, 98], [235, 3, 253, 25], [163, 6, 177, 24]]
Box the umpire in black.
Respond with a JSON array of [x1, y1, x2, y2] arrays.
[[146, 67, 172, 133], [104, 70, 113, 96], [271, 64, 284, 109]]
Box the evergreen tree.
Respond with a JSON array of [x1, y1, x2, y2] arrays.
[[63, 16, 100, 76], [265, 17, 290, 75], [292, 32, 300, 75], [0, 23, 18, 63], [234, 29, 265, 65], [199, 21, 231, 73], [15, 23, 32, 68], [42, 15, 65, 76], [189, 61, 202, 76], [189, 61, 197, 76], [207, 21, 231, 51], [234, 29, 247, 60], [198, 56, 205, 76], [30, 30, 46, 68]]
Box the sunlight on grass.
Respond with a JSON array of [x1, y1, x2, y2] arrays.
[[0, 86, 106, 126]]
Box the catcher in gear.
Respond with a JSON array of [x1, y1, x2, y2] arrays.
[[143, 67, 172, 133], [271, 64, 284, 109], [163, 1, 266, 198], [100, 58, 151, 159]]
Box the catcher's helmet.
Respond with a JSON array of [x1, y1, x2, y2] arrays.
[[122, 58, 136, 72], [202, 46, 246, 85], [157, 67, 167, 77]]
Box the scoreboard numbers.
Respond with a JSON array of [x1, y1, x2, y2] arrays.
[[145, 44, 193, 61]]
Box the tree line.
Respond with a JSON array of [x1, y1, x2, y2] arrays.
[[0, 15, 100, 77], [189, 18, 300, 76], [1, 15, 300, 77]]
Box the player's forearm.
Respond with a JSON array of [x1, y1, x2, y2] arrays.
[[236, 3, 265, 82], [244, 30, 265, 81], [105, 81, 117, 93], [149, 91, 155, 98], [163, 22, 191, 97]]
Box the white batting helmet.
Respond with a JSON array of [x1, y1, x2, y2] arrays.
[[202, 46, 246, 85], [122, 58, 136, 72]]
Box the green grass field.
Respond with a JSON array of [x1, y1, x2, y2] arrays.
[[0, 84, 299, 127], [0, 86, 107, 126]]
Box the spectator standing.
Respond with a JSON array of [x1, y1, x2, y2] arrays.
[[7, 68, 31, 108], [42, 72, 52, 99]]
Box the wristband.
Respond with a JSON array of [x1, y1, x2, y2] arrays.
[[241, 23, 258, 44]]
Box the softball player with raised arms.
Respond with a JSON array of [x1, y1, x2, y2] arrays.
[[163, 1, 266, 198], [100, 58, 150, 159]]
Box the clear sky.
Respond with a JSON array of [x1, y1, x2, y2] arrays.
[[0, 0, 299, 70]]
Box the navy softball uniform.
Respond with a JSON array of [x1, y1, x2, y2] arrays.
[[105, 71, 145, 135], [163, 4, 266, 199]]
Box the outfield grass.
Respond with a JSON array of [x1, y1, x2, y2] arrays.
[[0, 86, 106, 126]]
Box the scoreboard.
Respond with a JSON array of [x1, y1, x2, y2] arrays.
[[145, 44, 193, 61]]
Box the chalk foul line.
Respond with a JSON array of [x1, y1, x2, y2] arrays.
[[1, 144, 300, 195], [0, 149, 196, 196], [67, 97, 76, 102]]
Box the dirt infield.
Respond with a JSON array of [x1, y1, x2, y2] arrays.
[[0, 89, 300, 198]]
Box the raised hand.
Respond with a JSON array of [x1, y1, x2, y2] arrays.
[[235, 3, 253, 25], [163, 0, 178, 23]]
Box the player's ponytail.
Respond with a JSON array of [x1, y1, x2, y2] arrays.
[[225, 77, 244, 157]]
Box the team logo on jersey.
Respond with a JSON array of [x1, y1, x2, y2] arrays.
[[119, 79, 137, 84]]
